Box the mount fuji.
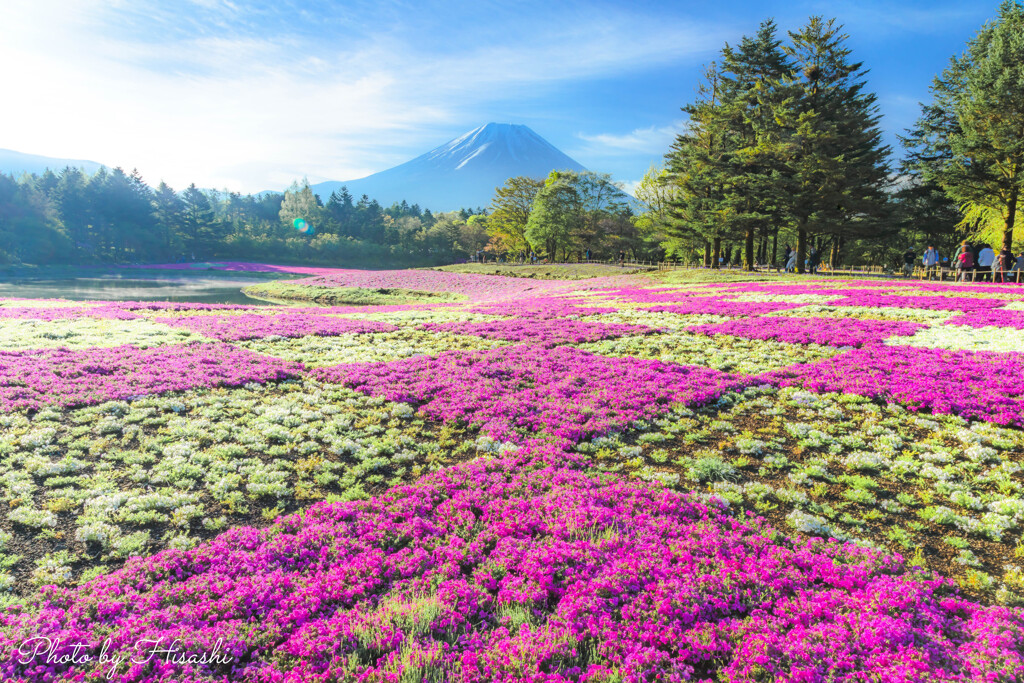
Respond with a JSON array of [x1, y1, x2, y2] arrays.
[[310, 123, 586, 211]]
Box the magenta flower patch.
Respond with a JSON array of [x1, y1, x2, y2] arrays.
[[420, 318, 658, 348], [315, 345, 751, 445], [648, 298, 805, 317], [945, 309, 1024, 330], [687, 316, 926, 348], [764, 345, 1024, 425], [830, 293, 1009, 313], [0, 343, 302, 411], [154, 314, 399, 341], [0, 451, 1019, 682]]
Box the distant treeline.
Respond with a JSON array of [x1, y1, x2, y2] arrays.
[[0, 168, 490, 267]]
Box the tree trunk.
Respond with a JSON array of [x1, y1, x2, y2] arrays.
[[703, 241, 712, 267], [1003, 184, 1019, 254], [796, 224, 807, 274], [712, 236, 722, 269], [744, 227, 755, 271], [830, 235, 843, 267], [771, 231, 778, 269]]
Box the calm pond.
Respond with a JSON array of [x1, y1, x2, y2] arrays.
[[0, 266, 302, 305]]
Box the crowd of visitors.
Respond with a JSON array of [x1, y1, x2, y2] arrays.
[[914, 241, 1024, 282]]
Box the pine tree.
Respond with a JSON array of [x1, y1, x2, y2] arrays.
[[907, 1, 1024, 251], [772, 17, 891, 272], [665, 63, 735, 267], [718, 19, 793, 269]]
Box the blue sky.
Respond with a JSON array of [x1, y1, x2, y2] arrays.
[[0, 0, 998, 196]]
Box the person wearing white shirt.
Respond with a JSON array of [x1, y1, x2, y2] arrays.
[[978, 245, 995, 281]]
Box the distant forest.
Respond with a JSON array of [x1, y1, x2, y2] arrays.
[[0, 168, 491, 267]]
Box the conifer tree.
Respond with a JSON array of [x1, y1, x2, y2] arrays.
[[772, 17, 891, 272], [906, 1, 1024, 251]]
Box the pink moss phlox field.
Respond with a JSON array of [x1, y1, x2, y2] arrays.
[[830, 293, 1009, 312], [0, 305, 142, 321], [315, 346, 751, 445], [154, 314, 399, 341], [0, 343, 303, 411], [468, 297, 622, 319], [945, 310, 1024, 330], [420, 318, 659, 348], [1, 450, 1020, 683], [686, 316, 927, 348], [135, 262, 637, 302], [764, 345, 1024, 425], [647, 298, 805, 317]]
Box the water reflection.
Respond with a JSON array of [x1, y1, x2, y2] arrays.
[[0, 269, 300, 305]]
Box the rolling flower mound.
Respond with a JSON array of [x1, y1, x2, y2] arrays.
[[419, 318, 659, 348], [945, 309, 1024, 330], [0, 450, 1020, 682], [154, 314, 399, 342], [314, 345, 752, 445], [764, 345, 1024, 425], [136, 262, 638, 302], [468, 298, 621, 319], [647, 299, 805, 317], [829, 293, 1009, 313], [686, 316, 926, 348], [0, 305, 141, 321], [0, 343, 303, 411]]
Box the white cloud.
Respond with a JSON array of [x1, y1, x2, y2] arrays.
[[0, 2, 723, 193], [575, 121, 687, 155]]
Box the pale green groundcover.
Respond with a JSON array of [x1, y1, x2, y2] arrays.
[[768, 304, 955, 323], [0, 380, 475, 595], [577, 385, 1024, 604], [0, 300, 101, 309], [238, 329, 508, 367], [0, 318, 210, 350], [579, 331, 841, 374], [580, 310, 730, 329], [887, 324, 1024, 353], [338, 308, 501, 326], [720, 293, 843, 304]]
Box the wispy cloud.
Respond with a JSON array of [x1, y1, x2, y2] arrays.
[[575, 122, 687, 155], [0, 1, 726, 192]]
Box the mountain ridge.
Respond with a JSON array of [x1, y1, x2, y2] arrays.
[[310, 123, 586, 211], [0, 148, 105, 178]]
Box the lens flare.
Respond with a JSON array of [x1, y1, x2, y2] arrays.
[[292, 218, 313, 234]]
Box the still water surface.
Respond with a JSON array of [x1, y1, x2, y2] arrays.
[[0, 268, 300, 305]]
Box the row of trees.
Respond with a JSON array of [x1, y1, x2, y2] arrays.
[[470, 5, 1022, 270], [0, 167, 492, 267], [646, 2, 1023, 272]]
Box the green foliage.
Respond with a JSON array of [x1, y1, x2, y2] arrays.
[[903, 1, 1024, 252]]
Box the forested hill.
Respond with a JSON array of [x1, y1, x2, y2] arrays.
[[0, 167, 492, 268]]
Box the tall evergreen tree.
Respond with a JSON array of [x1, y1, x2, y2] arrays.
[[906, 1, 1024, 251], [718, 19, 793, 269], [773, 17, 891, 272], [665, 64, 734, 267]]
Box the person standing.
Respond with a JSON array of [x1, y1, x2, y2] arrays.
[[809, 248, 821, 275], [956, 248, 975, 282], [618, 250, 625, 267], [922, 246, 940, 280], [998, 247, 1014, 283], [902, 249, 916, 277], [977, 245, 995, 282]]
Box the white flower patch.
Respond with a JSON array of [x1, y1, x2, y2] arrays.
[[8, 506, 58, 528], [724, 293, 840, 304], [770, 305, 954, 323], [887, 325, 1024, 353], [0, 318, 208, 350], [583, 310, 729, 329], [239, 329, 506, 367]]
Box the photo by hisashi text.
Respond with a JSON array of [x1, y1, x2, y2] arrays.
[[15, 636, 234, 678]]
